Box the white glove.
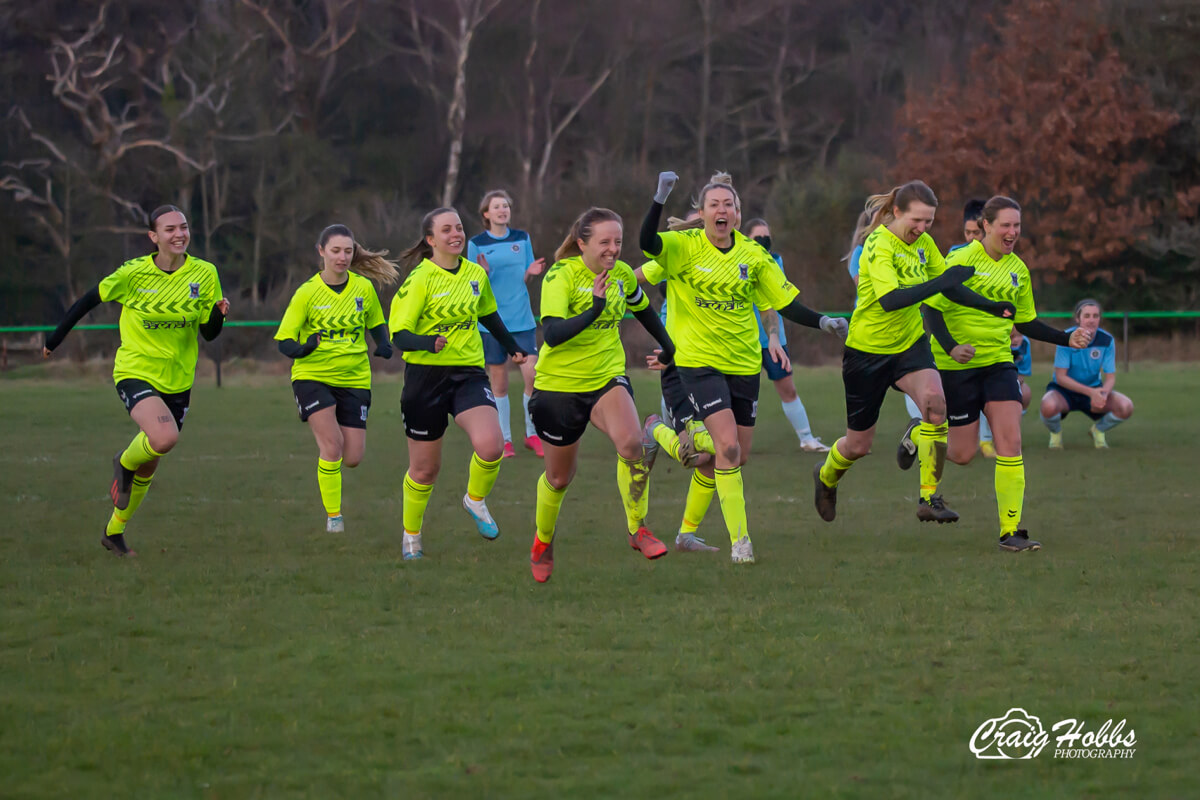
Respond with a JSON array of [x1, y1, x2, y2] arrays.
[[654, 171, 678, 204], [819, 315, 848, 339]]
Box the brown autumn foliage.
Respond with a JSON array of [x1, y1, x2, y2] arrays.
[[894, 0, 1177, 284]]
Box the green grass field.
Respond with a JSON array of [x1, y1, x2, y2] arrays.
[[2, 364, 1197, 798]]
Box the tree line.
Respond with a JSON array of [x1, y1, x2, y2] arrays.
[[2, 0, 1197, 356]]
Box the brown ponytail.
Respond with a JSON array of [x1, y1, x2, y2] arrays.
[[400, 207, 458, 269], [318, 224, 400, 285], [554, 207, 623, 262]]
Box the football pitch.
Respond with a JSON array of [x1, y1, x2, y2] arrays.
[[2, 365, 1196, 798]]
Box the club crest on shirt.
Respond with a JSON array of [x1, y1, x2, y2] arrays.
[[1010, 272, 1020, 287], [917, 248, 927, 265], [470, 280, 480, 296], [1090, 348, 1101, 360], [355, 296, 364, 312], [189, 282, 200, 299], [738, 263, 749, 280], [511, 244, 521, 253]]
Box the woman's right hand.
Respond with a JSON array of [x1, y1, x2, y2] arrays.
[[645, 349, 667, 371], [950, 344, 976, 364], [592, 270, 610, 300], [433, 335, 448, 353]]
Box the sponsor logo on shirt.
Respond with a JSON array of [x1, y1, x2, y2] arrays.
[[432, 292, 450, 298], [589, 320, 619, 330], [189, 282, 201, 299], [434, 320, 475, 334], [694, 297, 745, 311], [143, 318, 189, 330]]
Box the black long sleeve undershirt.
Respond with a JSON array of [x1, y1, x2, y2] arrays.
[[278, 332, 320, 359], [877, 267, 973, 313], [479, 311, 528, 356], [541, 297, 606, 348], [392, 329, 440, 353], [941, 283, 1016, 319], [631, 304, 674, 364], [44, 286, 102, 351], [777, 297, 825, 329], [922, 306, 959, 353], [1015, 317, 1072, 347], [640, 201, 665, 256], [199, 304, 225, 341], [369, 323, 393, 358]]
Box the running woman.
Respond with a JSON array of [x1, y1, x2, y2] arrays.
[[813, 181, 1015, 526], [744, 218, 829, 452], [922, 196, 1092, 551], [845, 206, 925, 468], [527, 208, 676, 582], [390, 207, 530, 561], [466, 190, 546, 458], [1039, 299, 1132, 449], [43, 205, 228, 557], [275, 224, 398, 533], [642, 170, 847, 564]]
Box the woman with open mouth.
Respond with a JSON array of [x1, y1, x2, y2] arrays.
[[42, 205, 228, 558], [641, 170, 846, 565], [389, 207, 530, 562], [922, 195, 1092, 552]]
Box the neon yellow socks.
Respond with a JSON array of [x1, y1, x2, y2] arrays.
[[995, 455, 1025, 535], [119, 432, 163, 472], [617, 455, 650, 534], [105, 474, 154, 535], [317, 458, 342, 517], [819, 439, 858, 488], [714, 467, 748, 544], [466, 452, 502, 502], [652, 424, 684, 462], [680, 471, 715, 533], [402, 472, 434, 534], [918, 421, 948, 500], [535, 472, 568, 544]]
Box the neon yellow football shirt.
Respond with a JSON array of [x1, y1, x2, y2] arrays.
[[926, 240, 1036, 370], [642, 229, 798, 375], [389, 258, 497, 367], [534, 256, 649, 392], [275, 272, 386, 388], [846, 225, 946, 354], [98, 254, 222, 393]]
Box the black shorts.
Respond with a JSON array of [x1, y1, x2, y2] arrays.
[[941, 363, 1022, 427], [842, 336, 936, 432], [1045, 382, 1106, 421], [762, 344, 793, 381], [659, 365, 695, 433], [116, 379, 190, 431], [292, 380, 372, 428], [677, 366, 760, 428], [400, 363, 496, 441], [529, 376, 634, 447]]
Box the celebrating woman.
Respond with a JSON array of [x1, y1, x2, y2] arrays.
[[390, 208, 529, 561], [641, 170, 846, 564], [43, 205, 227, 557], [275, 224, 397, 533], [527, 208, 675, 582]]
